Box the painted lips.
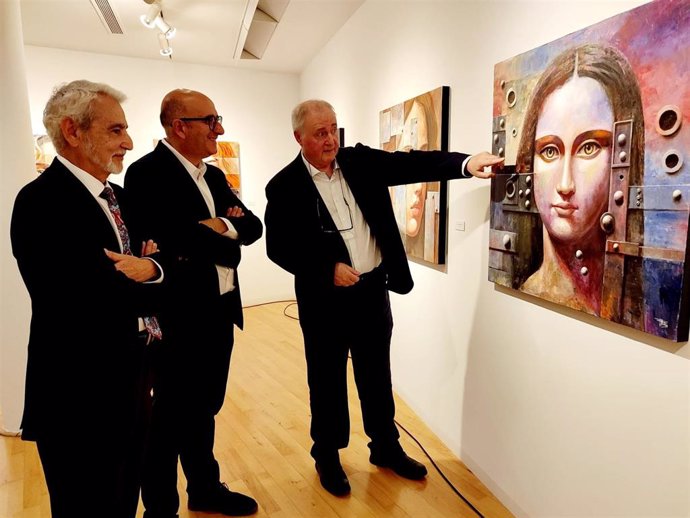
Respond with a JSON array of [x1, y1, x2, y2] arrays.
[[552, 203, 576, 216]]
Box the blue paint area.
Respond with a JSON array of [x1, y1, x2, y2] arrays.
[[643, 259, 684, 340], [644, 211, 688, 249]]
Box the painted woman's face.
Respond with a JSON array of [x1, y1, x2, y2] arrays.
[[399, 100, 429, 237], [405, 182, 427, 237], [533, 75, 613, 244]]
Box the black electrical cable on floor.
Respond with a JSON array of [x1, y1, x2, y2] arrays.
[[282, 302, 299, 320], [272, 300, 484, 516], [394, 419, 485, 518]]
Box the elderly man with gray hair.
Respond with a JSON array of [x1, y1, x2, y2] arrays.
[[11, 79, 166, 518]]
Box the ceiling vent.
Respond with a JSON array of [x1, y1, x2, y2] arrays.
[[235, 0, 289, 60], [89, 0, 124, 35]]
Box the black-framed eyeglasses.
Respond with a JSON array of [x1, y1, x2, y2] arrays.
[[178, 115, 223, 130], [316, 175, 354, 233], [317, 197, 353, 233]]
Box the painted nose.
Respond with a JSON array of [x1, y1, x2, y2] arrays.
[[556, 153, 575, 196]]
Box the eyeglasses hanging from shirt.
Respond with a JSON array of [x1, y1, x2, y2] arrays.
[[316, 174, 354, 234]]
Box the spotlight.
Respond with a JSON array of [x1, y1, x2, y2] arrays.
[[158, 32, 173, 58], [141, 0, 177, 57], [154, 16, 176, 39], [140, 1, 161, 28]]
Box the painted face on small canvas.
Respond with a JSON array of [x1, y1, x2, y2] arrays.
[[533, 74, 613, 244], [399, 100, 430, 237], [405, 182, 427, 237]]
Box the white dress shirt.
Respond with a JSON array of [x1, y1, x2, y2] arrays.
[[303, 155, 381, 274], [162, 139, 238, 295], [57, 155, 163, 331]]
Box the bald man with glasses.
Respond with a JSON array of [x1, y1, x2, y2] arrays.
[[125, 89, 262, 518]]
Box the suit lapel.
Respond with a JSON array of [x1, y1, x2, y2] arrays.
[[289, 154, 340, 232], [154, 142, 213, 219], [46, 159, 122, 252]]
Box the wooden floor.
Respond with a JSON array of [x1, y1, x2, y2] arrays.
[[0, 302, 513, 518]]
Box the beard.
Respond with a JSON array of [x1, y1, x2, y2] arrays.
[[83, 135, 122, 174]]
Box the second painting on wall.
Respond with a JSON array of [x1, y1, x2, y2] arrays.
[[206, 141, 242, 197], [379, 86, 450, 265]]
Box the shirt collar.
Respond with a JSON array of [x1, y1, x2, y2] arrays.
[[162, 138, 207, 180], [301, 153, 340, 179], [57, 154, 112, 198]]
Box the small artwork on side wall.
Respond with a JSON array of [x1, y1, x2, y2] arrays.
[[380, 86, 450, 266], [34, 134, 56, 174], [489, 0, 690, 341], [206, 141, 241, 197]]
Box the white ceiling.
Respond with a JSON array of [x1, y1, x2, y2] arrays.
[[19, 0, 364, 73]]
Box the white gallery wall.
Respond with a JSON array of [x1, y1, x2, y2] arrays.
[[0, 0, 35, 434], [300, 1, 689, 517]]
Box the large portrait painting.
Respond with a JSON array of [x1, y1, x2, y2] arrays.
[[206, 141, 241, 197], [489, 0, 690, 341], [380, 86, 450, 265]]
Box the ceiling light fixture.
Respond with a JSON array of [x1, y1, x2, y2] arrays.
[[141, 0, 176, 58], [158, 33, 173, 58], [140, 1, 161, 28]]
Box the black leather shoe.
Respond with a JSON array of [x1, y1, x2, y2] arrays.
[[370, 451, 428, 480], [315, 458, 351, 496], [188, 482, 258, 516]]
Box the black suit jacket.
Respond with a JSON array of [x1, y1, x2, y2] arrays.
[[125, 142, 262, 332], [10, 159, 166, 441], [265, 144, 469, 299]]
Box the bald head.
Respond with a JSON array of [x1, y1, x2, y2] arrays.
[[160, 89, 212, 132], [159, 88, 224, 165]]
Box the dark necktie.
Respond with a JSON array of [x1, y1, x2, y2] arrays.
[[100, 186, 162, 340]]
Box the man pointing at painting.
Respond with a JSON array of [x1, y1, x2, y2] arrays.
[[264, 99, 503, 497]]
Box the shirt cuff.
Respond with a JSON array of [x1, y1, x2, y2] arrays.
[[143, 258, 164, 284], [219, 217, 239, 239], [461, 155, 473, 177]]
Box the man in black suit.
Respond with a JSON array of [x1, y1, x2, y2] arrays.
[[11, 80, 165, 518], [265, 99, 502, 497], [125, 89, 262, 518]]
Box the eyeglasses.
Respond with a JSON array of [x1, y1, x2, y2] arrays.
[[317, 198, 353, 233], [178, 115, 223, 131], [316, 175, 353, 233]]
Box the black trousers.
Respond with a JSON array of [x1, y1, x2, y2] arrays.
[[36, 336, 152, 518], [299, 266, 400, 461], [142, 305, 234, 515]]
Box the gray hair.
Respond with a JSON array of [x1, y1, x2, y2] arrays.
[[43, 80, 126, 152], [291, 99, 335, 133]]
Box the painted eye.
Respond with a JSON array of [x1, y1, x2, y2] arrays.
[[539, 144, 560, 162], [576, 140, 602, 158]]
